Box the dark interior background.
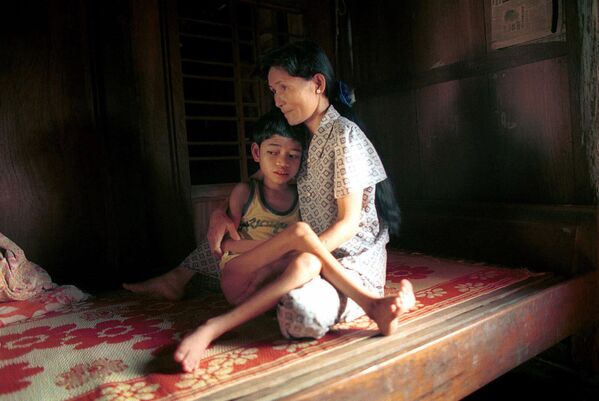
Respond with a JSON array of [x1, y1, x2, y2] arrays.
[[0, 0, 595, 293]]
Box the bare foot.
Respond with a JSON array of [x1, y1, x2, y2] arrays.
[[367, 279, 416, 336], [122, 266, 194, 301], [174, 320, 221, 372]]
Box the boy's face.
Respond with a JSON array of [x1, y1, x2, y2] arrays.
[[251, 134, 302, 185]]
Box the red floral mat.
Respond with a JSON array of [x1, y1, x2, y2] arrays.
[[0, 250, 541, 401]]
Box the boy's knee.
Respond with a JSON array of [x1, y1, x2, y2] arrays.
[[287, 252, 321, 281], [289, 221, 313, 239]]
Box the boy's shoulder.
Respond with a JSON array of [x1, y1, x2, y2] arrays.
[[231, 180, 253, 199]]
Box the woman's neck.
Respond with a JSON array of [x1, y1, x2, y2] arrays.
[[305, 97, 330, 134]]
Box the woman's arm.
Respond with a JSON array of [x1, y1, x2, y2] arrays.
[[317, 190, 363, 252], [222, 238, 266, 254], [207, 184, 248, 258]]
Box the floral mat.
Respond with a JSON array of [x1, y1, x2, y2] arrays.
[[0, 250, 540, 401]]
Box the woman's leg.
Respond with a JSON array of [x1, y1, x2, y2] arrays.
[[123, 240, 219, 300], [259, 223, 416, 334], [175, 252, 322, 372]]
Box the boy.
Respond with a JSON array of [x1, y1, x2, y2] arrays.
[[175, 109, 415, 372]]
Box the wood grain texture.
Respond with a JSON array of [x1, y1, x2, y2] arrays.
[[411, 0, 486, 72], [489, 57, 575, 203], [0, 0, 109, 288], [204, 272, 599, 401], [416, 76, 492, 201], [0, 0, 194, 291]]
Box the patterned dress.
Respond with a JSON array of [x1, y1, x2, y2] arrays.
[[297, 105, 389, 294], [277, 105, 390, 339]]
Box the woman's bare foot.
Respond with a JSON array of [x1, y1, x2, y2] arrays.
[[367, 279, 416, 336], [174, 319, 222, 372], [122, 266, 194, 301]]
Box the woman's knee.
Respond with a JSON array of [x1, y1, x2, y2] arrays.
[[277, 282, 337, 339]]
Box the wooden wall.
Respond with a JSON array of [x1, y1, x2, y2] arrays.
[[346, 0, 597, 273], [0, 0, 194, 292], [1, 0, 594, 292]]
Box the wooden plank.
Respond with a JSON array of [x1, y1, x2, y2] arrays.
[[398, 202, 597, 275], [411, 0, 486, 72], [415, 76, 491, 200], [198, 274, 556, 400], [358, 41, 569, 96], [0, 0, 109, 289], [489, 57, 575, 203], [357, 90, 421, 201], [271, 271, 599, 401]]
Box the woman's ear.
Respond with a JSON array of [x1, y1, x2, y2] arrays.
[[313, 73, 326, 94], [251, 143, 261, 162]]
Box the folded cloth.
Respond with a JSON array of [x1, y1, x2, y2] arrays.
[[0, 232, 55, 302]]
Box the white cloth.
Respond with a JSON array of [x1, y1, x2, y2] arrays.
[[0, 232, 55, 302]]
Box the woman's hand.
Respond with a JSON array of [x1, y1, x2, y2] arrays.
[[207, 207, 240, 258]]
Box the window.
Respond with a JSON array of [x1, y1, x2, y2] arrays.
[[177, 0, 305, 186]]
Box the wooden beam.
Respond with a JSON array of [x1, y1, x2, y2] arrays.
[[273, 272, 599, 401]]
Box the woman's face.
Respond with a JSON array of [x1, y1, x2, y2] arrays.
[[267, 67, 321, 129]]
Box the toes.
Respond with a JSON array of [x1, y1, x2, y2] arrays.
[[174, 347, 186, 363]]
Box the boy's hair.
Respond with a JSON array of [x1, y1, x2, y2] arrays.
[[252, 108, 308, 148]]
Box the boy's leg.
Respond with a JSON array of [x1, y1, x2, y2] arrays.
[[175, 252, 322, 372], [220, 253, 294, 305]]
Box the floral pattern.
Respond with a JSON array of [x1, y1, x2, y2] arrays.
[[386, 264, 434, 280], [272, 340, 319, 353], [63, 317, 168, 350], [55, 358, 128, 389], [96, 381, 160, 401], [455, 282, 485, 293], [417, 287, 448, 299], [0, 362, 43, 395], [0, 285, 87, 327], [0, 324, 75, 359], [0, 250, 538, 401], [176, 348, 259, 390]]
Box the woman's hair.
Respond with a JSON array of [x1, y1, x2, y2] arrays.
[[259, 41, 402, 235], [252, 108, 309, 149]]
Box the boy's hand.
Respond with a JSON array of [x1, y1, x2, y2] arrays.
[[208, 208, 240, 258]]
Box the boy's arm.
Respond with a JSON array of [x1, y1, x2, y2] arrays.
[[223, 181, 264, 254], [207, 172, 263, 257], [226, 182, 250, 230]]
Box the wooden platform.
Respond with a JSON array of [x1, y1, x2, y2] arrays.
[[209, 271, 599, 401]]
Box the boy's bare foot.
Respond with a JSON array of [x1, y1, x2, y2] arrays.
[[174, 319, 221, 372], [122, 266, 194, 301], [367, 279, 416, 336]]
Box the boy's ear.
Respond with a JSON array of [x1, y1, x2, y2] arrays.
[[251, 143, 261, 162]]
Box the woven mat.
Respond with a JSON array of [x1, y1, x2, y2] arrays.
[[0, 250, 540, 401]]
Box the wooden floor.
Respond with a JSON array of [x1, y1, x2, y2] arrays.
[[465, 341, 599, 401]]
